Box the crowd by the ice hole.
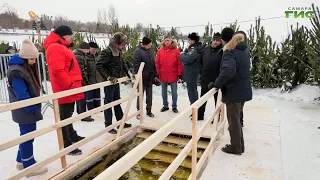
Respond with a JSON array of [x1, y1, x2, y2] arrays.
[[5, 25, 252, 177]]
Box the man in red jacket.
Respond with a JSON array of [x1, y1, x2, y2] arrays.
[[44, 25, 85, 156], [156, 36, 184, 113]]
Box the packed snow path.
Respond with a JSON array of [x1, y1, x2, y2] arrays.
[[201, 90, 320, 180], [0, 83, 320, 179]]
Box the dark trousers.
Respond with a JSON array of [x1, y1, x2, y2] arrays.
[[186, 81, 199, 105], [104, 84, 123, 127], [76, 89, 101, 114], [226, 102, 244, 150], [137, 84, 153, 112], [198, 83, 218, 119], [16, 123, 37, 168], [86, 88, 101, 110], [59, 102, 77, 147], [240, 102, 245, 126]]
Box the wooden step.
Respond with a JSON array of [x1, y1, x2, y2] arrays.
[[153, 143, 204, 159], [119, 168, 160, 180], [134, 136, 204, 159], [135, 158, 191, 179], [144, 150, 192, 169], [137, 131, 209, 149]]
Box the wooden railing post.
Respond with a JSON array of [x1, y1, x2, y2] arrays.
[[117, 63, 145, 138], [191, 107, 198, 180], [212, 89, 222, 131], [139, 75, 144, 124], [52, 99, 67, 168]]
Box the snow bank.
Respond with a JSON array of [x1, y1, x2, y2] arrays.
[[254, 84, 320, 103]]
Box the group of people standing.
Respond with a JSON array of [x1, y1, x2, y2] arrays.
[[6, 24, 252, 177]]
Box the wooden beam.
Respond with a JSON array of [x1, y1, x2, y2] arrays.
[[212, 90, 222, 131], [191, 108, 198, 180], [138, 75, 144, 124], [50, 127, 138, 180], [93, 107, 193, 180], [8, 117, 139, 180], [117, 63, 144, 138], [52, 99, 67, 168], [191, 88, 217, 109], [0, 77, 130, 112], [160, 100, 223, 180], [0, 96, 134, 151]]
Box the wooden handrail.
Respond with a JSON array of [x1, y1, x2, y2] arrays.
[[1, 63, 145, 179], [0, 77, 129, 112]]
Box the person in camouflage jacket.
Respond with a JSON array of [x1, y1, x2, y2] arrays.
[[74, 42, 94, 122]]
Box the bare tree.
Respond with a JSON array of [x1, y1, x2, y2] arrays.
[[1, 3, 20, 28], [107, 5, 119, 33]]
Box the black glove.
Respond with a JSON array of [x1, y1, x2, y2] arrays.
[[177, 75, 182, 79], [208, 82, 215, 90], [107, 77, 118, 84]]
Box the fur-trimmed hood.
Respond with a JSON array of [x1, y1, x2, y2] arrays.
[[161, 39, 178, 49], [223, 33, 247, 51]]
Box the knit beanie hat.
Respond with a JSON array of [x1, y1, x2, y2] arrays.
[[19, 39, 39, 59], [221, 27, 234, 42], [142, 37, 152, 45], [79, 42, 90, 49], [89, 42, 99, 48], [188, 32, 200, 42], [111, 32, 127, 45], [212, 32, 221, 40], [54, 25, 73, 37]]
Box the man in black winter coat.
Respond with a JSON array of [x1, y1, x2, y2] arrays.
[[133, 37, 158, 119], [96, 32, 133, 134], [198, 32, 223, 121], [209, 28, 252, 155]]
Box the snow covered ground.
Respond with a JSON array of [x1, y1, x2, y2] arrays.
[[0, 82, 320, 179]]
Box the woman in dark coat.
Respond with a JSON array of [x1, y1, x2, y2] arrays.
[[7, 39, 48, 177]]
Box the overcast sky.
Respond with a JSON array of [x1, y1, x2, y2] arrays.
[[0, 0, 317, 42]]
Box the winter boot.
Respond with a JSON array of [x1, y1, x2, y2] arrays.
[[172, 108, 179, 113], [109, 129, 117, 134], [221, 144, 242, 155], [147, 109, 155, 118], [16, 162, 24, 170], [26, 167, 48, 177], [81, 117, 94, 122], [68, 148, 82, 156], [160, 107, 169, 112], [136, 114, 140, 119]]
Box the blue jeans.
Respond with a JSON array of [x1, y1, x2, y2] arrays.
[[16, 123, 37, 168], [161, 82, 178, 109]]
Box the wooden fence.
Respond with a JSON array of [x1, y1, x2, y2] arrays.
[[0, 63, 145, 180]]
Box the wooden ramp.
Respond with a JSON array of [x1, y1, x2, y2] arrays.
[[200, 103, 283, 180]]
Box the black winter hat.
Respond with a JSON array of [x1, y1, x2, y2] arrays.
[[111, 32, 127, 45], [212, 32, 221, 40], [54, 25, 73, 37], [221, 27, 234, 42], [89, 42, 99, 48], [188, 32, 200, 42], [79, 42, 90, 49], [142, 37, 152, 45]]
